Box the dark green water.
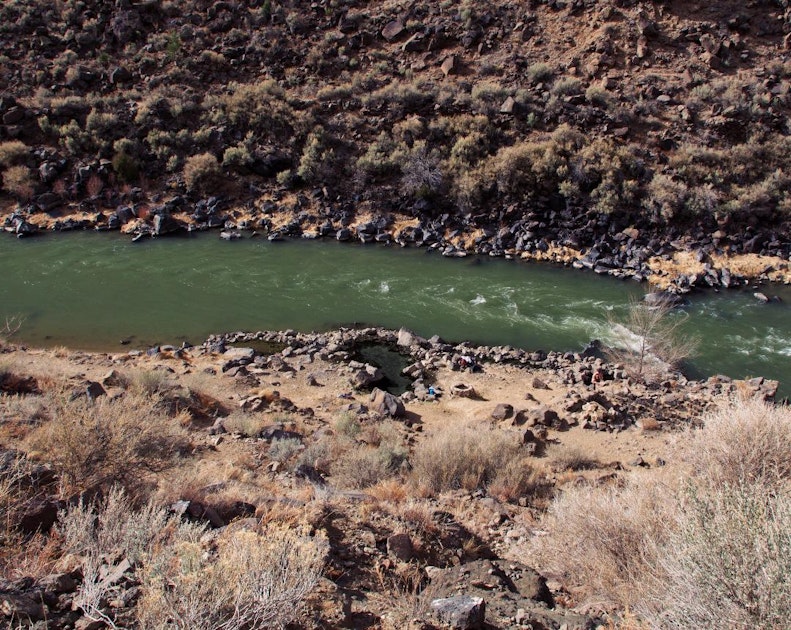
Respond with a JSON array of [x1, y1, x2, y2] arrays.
[[2, 232, 790, 396]]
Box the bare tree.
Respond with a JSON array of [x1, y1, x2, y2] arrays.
[[606, 295, 698, 382], [400, 145, 443, 200], [1, 315, 23, 340]]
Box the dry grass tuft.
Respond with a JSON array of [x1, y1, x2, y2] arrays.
[[532, 478, 672, 610], [409, 424, 535, 497], [548, 446, 602, 473]]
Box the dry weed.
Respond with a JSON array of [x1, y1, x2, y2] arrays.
[[531, 477, 673, 610], [137, 524, 326, 629], [680, 394, 791, 488], [409, 424, 527, 496]]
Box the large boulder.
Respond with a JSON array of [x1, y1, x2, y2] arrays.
[[351, 364, 383, 389], [370, 387, 405, 418], [153, 213, 183, 236]]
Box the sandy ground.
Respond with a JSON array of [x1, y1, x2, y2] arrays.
[[4, 343, 676, 472]]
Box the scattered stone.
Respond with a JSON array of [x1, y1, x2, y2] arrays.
[[491, 403, 514, 421], [431, 595, 486, 630], [500, 96, 516, 114], [1, 592, 46, 621], [381, 20, 404, 41], [85, 380, 106, 402], [351, 364, 383, 389], [441, 55, 456, 76], [386, 533, 414, 561]]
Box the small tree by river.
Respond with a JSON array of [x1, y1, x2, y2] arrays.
[[606, 296, 698, 382]]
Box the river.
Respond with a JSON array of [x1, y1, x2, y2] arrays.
[[2, 232, 790, 397]]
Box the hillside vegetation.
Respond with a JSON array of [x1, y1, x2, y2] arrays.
[[0, 0, 790, 259]]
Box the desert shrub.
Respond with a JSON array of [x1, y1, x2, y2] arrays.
[[681, 396, 791, 489], [410, 425, 526, 495], [569, 138, 646, 214], [296, 127, 336, 184], [112, 149, 140, 183], [400, 142, 443, 199], [363, 81, 437, 115], [330, 444, 406, 489], [448, 131, 489, 167], [333, 412, 361, 439], [85, 109, 118, 135], [0, 453, 42, 568], [183, 152, 221, 193], [0, 464, 56, 580], [527, 62, 553, 83], [533, 397, 791, 622], [585, 84, 612, 108], [137, 524, 326, 629], [60, 486, 169, 564], [1, 165, 35, 200], [355, 132, 401, 185], [25, 391, 189, 496], [60, 487, 204, 628], [222, 411, 268, 438], [58, 119, 95, 157], [268, 437, 303, 462], [605, 297, 698, 382], [551, 77, 582, 97], [204, 80, 311, 143], [0, 140, 28, 167], [222, 144, 253, 170], [316, 84, 354, 101], [484, 124, 584, 200], [532, 478, 672, 609], [488, 457, 548, 504], [641, 482, 791, 629], [127, 369, 172, 395], [645, 172, 689, 221], [470, 81, 509, 114]]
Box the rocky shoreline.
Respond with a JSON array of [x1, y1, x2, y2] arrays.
[[3, 198, 791, 293], [200, 325, 782, 428]]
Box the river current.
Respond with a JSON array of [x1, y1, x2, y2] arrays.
[[2, 232, 789, 397]]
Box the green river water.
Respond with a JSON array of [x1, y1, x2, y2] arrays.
[[2, 232, 790, 397]]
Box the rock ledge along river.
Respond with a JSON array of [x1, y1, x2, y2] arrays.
[[2, 232, 790, 397]]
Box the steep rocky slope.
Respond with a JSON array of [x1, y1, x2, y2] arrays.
[[1, 0, 790, 282]]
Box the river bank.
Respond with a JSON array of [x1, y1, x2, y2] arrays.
[[4, 199, 790, 292], [0, 326, 782, 628]]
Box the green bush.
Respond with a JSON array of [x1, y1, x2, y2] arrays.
[[527, 62, 553, 83], [112, 150, 140, 183]]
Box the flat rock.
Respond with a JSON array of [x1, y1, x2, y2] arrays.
[[431, 595, 485, 630], [382, 20, 404, 41]]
